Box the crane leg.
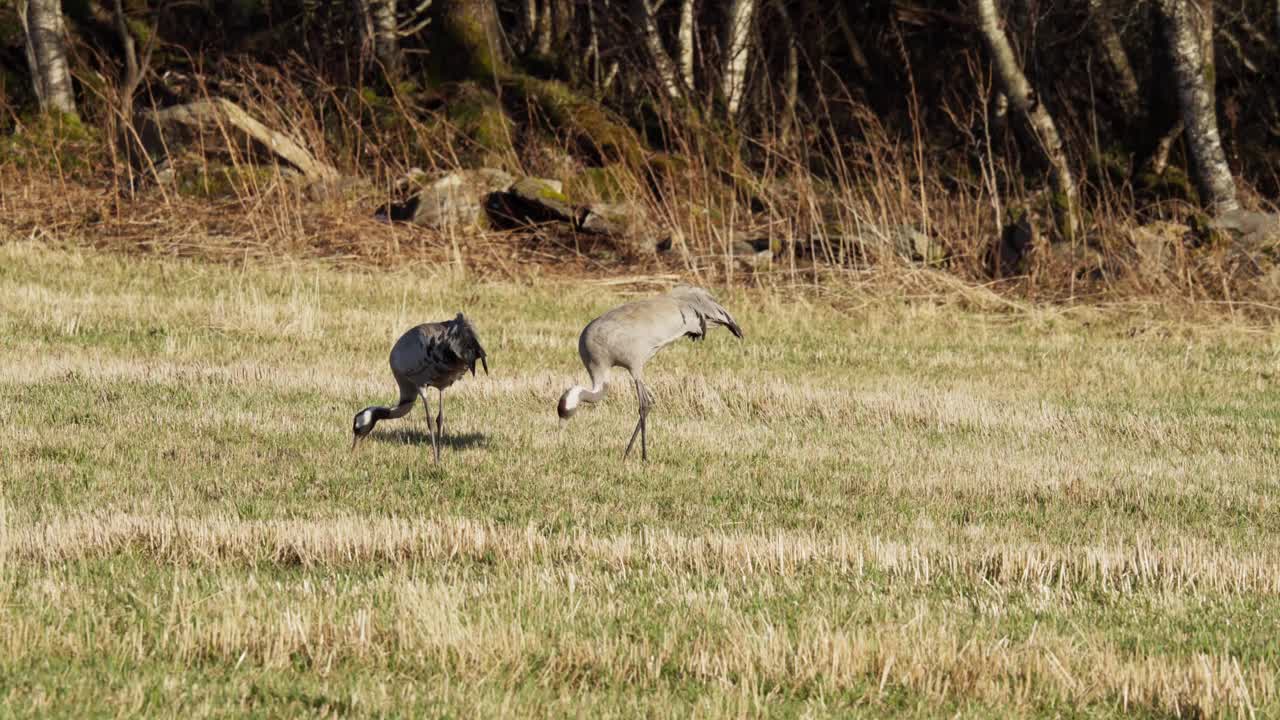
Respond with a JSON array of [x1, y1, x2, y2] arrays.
[[436, 388, 446, 441], [624, 378, 652, 462], [419, 389, 439, 463]]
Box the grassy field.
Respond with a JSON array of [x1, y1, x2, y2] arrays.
[[1, 239, 1278, 718]]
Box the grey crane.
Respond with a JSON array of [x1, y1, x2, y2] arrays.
[[557, 285, 743, 461], [352, 313, 488, 461]]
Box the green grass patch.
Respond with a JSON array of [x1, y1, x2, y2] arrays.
[[1, 241, 1278, 717]]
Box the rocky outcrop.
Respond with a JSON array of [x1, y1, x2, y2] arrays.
[[385, 170, 654, 255], [1208, 210, 1280, 251], [377, 168, 514, 227]]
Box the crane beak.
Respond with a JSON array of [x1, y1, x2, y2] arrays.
[[481, 356, 489, 375]]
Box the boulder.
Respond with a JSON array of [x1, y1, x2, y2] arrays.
[[731, 237, 773, 270], [885, 224, 943, 264], [381, 168, 514, 228], [1209, 210, 1280, 251], [485, 177, 576, 228], [578, 201, 654, 256], [578, 201, 640, 235]]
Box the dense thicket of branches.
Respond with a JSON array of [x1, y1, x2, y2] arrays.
[[2, 0, 1277, 240]]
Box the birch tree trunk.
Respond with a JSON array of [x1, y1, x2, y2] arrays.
[[677, 0, 696, 92], [630, 0, 684, 99], [370, 0, 402, 78], [976, 0, 1077, 240], [18, 0, 78, 118], [353, 0, 403, 78], [1156, 0, 1238, 214], [721, 0, 756, 118]]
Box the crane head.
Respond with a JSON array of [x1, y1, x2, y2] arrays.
[[557, 386, 582, 420], [351, 407, 378, 449], [451, 313, 489, 377]]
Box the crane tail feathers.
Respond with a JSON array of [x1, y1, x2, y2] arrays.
[[669, 285, 744, 340]]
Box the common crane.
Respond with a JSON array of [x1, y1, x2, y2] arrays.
[[352, 314, 488, 462], [557, 285, 743, 461]]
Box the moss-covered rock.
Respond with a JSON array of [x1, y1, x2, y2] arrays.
[[489, 176, 576, 226], [446, 83, 516, 167], [1, 112, 102, 174], [565, 165, 631, 203], [504, 75, 646, 167], [396, 168, 514, 229], [1136, 164, 1198, 205]]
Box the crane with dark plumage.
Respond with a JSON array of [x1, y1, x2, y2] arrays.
[[352, 313, 488, 462], [557, 285, 743, 461]]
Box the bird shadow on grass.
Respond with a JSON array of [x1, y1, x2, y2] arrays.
[[373, 429, 489, 450]]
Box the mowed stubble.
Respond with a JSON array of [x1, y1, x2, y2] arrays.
[[1, 241, 1278, 718]]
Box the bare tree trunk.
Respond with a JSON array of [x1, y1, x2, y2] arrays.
[[353, 0, 376, 62], [352, 0, 404, 78], [534, 0, 553, 55], [371, 0, 402, 78], [1156, 0, 1238, 213], [772, 0, 798, 142], [514, 0, 537, 53], [585, 0, 602, 89], [436, 0, 506, 79], [17, 0, 78, 118], [1086, 0, 1141, 118], [976, 0, 1077, 240], [677, 0, 696, 92], [721, 0, 756, 118], [631, 0, 684, 99]]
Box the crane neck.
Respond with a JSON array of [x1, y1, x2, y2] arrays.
[[559, 379, 607, 419], [577, 379, 607, 404]]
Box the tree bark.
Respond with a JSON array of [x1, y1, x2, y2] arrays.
[[515, 0, 537, 53], [1148, 121, 1183, 176], [534, 0, 553, 55], [434, 0, 506, 80], [677, 0, 696, 92], [18, 0, 78, 118], [371, 0, 402, 78], [721, 0, 756, 118], [354, 0, 404, 78], [976, 0, 1077, 240], [1156, 0, 1238, 214], [630, 0, 684, 99], [772, 0, 798, 142], [1086, 0, 1141, 119]]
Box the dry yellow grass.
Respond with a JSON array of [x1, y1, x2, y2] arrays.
[[1, 239, 1278, 717]]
